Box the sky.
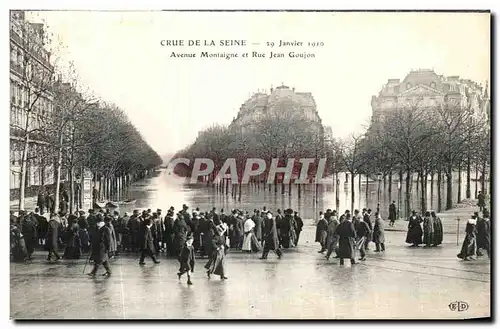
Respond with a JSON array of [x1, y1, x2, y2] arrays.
[[27, 11, 490, 156]]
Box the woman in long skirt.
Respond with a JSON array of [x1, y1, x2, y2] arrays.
[[63, 219, 82, 259], [457, 216, 477, 261], [422, 211, 434, 248], [10, 222, 28, 262], [177, 233, 195, 285], [405, 211, 423, 247], [205, 224, 228, 280]]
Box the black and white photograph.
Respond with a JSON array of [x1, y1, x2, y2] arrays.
[[7, 4, 492, 321]]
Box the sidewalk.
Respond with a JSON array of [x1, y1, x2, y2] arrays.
[[385, 200, 483, 234]]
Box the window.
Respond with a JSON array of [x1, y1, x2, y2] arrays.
[[11, 47, 17, 63]]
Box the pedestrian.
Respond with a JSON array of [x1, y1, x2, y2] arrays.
[[253, 210, 264, 244], [363, 209, 373, 250], [45, 214, 62, 262], [405, 210, 423, 247], [260, 212, 283, 260], [457, 215, 477, 261], [354, 212, 370, 261], [315, 211, 328, 253], [431, 211, 443, 247], [388, 201, 397, 226], [422, 211, 434, 248], [139, 218, 161, 265], [10, 218, 28, 262], [475, 210, 491, 258], [205, 223, 228, 280], [294, 211, 303, 246], [87, 216, 112, 277], [242, 215, 256, 252], [164, 209, 176, 257], [34, 208, 48, 248], [373, 212, 385, 252], [325, 210, 340, 260], [63, 216, 82, 259], [21, 212, 38, 260], [37, 188, 46, 215], [477, 191, 486, 212], [334, 213, 357, 266], [177, 233, 195, 285], [105, 216, 117, 258], [173, 212, 190, 257]]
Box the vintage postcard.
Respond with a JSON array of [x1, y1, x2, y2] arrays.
[[9, 9, 491, 320]]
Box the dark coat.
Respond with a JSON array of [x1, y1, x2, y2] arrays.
[[252, 215, 263, 241], [315, 218, 328, 243], [432, 216, 444, 246], [406, 215, 423, 245], [90, 225, 111, 264], [373, 217, 385, 244], [173, 218, 189, 252], [326, 218, 340, 247], [178, 244, 195, 273], [45, 219, 62, 250], [335, 220, 356, 259], [140, 225, 155, 252], [389, 203, 397, 221], [262, 216, 280, 250], [422, 216, 435, 245], [475, 217, 490, 250], [457, 222, 476, 259]]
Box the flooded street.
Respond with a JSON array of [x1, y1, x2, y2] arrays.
[[115, 169, 482, 220], [10, 169, 490, 319]]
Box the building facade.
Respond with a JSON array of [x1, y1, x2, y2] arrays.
[[371, 69, 490, 123], [229, 84, 324, 137], [10, 10, 56, 194]]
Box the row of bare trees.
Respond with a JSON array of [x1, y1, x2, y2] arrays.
[[339, 98, 490, 216], [11, 14, 161, 211]]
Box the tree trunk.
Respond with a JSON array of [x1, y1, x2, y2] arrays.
[[398, 169, 403, 218], [238, 183, 242, 202], [437, 167, 442, 212], [446, 165, 453, 210], [298, 183, 301, 199], [481, 158, 487, 195], [288, 180, 292, 196], [365, 174, 369, 204], [388, 172, 392, 201], [281, 182, 285, 195], [18, 134, 30, 211], [466, 155, 471, 199], [457, 161, 462, 204], [351, 172, 355, 213], [474, 163, 479, 198], [420, 169, 426, 215], [405, 168, 411, 217], [430, 171, 434, 209], [53, 133, 64, 214], [335, 171, 340, 212], [69, 166, 75, 214]]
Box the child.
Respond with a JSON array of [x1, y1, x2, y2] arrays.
[[177, 233, 195, 285]]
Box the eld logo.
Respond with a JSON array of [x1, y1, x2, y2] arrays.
[[448, 301, 469, 312]]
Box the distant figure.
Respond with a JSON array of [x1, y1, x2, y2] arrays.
[[405, 210, 423, 247], [334, 213, 357, 266], [177, 233, 195, 285], [477, 191, 486, 212], [431, 211, 443, 247], [457, 215, 477, 261], [373, 212, 386, 252], [388, 201, 397, 226]]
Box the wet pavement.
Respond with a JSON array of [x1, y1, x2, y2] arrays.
[[11, 227, 490, 320]]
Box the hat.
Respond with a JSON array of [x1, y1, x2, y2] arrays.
[[285, 208, 293, 215], [186, 232, 194, 240], [124, 212, 130, 216], [78, 210, 86, 215], [157, 209, 162, 212]]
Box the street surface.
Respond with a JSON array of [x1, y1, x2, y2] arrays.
[[11, 224, 490, 319]]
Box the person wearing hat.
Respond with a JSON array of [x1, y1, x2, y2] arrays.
[[422, 211, 434, 248], [139, 218, 161, 265], [293, 211, 304, 246], [45, 213, 62, 262], [177, 233, 195, 285], [475, 210, 490, 258], [88, 216, 112, 277], [173, 212, 190, 258], [127, 210, 141, 252], [334, 213, 357, 266], [164, 210, 176, 257], [457, 214, 478, 261], [431, 211, 443, 247], [405, 210, 423, 247], [205, 223, 228, 280], [315, 211, 328, 253], [259, 212, 282, 260]]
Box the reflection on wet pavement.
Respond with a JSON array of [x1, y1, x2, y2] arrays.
[[11, 227, 490, 319]]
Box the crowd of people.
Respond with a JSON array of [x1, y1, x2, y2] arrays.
[[10, 197, 491, 283]]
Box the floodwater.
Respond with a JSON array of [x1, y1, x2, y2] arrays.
[[113, 169, 484, 219]]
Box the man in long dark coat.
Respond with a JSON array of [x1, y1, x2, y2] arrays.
[[325, 210, 340, 260], [45, 214, 62, 261], [477, 191, 486, 212], [363, 209, 373, 250], [315, 211, 328, 253], [22, 212, 38, 260], [88, 217, 112, 277], [127, 210, 141, 252], [294, 211, 304, 246], [37, 189, 46, 215], [164, 210, 176, 257], [388, 201, 397, 226], [260, 212, 282, 260], [334, 214, 357, 266], [139, 218, 160, 265], [476, 210, 490, 258], [173, 212, 190, 257], [34, 208, 48, 247], [196, 215, 212, 258]]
